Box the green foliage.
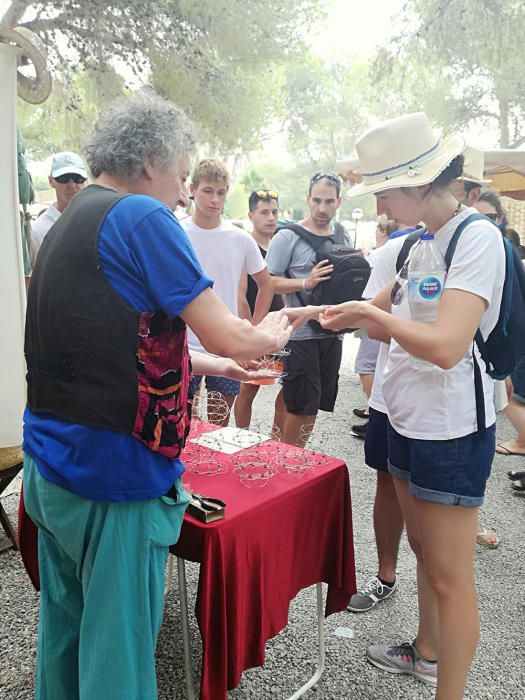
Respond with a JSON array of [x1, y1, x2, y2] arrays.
[[279, 55, 371, 165], [3, 0, 324, 152], [373, 0, 525, 147], [17, 66, 126, 159], [240, 170, 266, 194]]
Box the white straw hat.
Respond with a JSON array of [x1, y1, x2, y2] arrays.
[[347, 112, 466, 198], [460, 146, 492, 185]]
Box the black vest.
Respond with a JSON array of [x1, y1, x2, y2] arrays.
[[25, 185, 192, 457]]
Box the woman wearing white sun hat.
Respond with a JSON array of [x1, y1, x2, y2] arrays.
[[320, 112, 505, 699]]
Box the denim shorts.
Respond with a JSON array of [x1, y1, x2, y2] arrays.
[[512, 355, 525, 403], [190, 374, 240, 397], [364, 407, 388, 472], [387, 421, 496, 507]]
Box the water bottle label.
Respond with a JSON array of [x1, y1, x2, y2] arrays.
[[408, 274, 445, 302]]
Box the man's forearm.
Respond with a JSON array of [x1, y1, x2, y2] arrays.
[[271, 274, 305, 294], [252, 283, 274, 325], [238, 296, 252, 322]]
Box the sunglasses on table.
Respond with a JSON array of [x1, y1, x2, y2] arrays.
[[255, 190, 278, 199], [54, 173, 87, 184]]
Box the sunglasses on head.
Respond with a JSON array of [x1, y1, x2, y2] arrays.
[[484, 212, 499, 222], [310, 172, 340, 186], [256, 189, 278, 199], [54, 173, 87, 185]]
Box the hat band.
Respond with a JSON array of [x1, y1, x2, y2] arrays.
[[362, 140, 442, 185]]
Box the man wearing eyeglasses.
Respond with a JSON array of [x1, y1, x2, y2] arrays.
[[30, 151, 88, 263], [265, 172, 343, 446]]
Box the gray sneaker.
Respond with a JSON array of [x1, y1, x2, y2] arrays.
[[366, 641, 438, 687], [347, 576, 397, 612]]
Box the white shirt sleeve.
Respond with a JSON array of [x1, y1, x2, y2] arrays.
[[243, 233, 267, 275], [362, 238, 403, 300], [445, 221, 504, 308]]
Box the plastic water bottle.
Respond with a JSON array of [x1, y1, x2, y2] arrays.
[[407, 232, 446, 371]]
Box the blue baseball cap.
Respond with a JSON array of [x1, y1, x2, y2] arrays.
[[50, 152, 87, 178]]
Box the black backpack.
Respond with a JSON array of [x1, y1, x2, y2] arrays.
[[279, 222, 371, 333]]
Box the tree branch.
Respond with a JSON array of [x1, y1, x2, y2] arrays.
[[1, 0, 32, 28], [508, 135, 525, 150]]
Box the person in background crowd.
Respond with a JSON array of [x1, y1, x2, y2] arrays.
[[320, 112, 505, 699], [449, 146, 491, 208], [235, 190, 285, 429], [181, 160, 275, 424], [351, 214, 398, 438], [30, 152, 88, 263], [474, 188, 507, 232], [266, 172, 343, 446], [496, 355, 525, 465], [503, 228, 525, 259]]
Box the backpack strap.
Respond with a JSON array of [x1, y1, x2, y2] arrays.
[[395, 227, 426, 273], [281, 222, 334, 252], [444, 213, 487, 269], [443, 212, 499, 432]]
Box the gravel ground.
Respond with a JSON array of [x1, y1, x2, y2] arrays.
[[1, 336, 524, 699]]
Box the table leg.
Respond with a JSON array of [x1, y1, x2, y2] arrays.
[[286, 583, 325, 700], [177, 557, 197, 700]]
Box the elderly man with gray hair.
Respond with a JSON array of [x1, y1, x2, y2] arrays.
[[22, 92, 309, 700]]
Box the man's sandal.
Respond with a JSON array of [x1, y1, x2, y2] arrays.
[[511, 478, 525, 492], [496, 443, 525, 456], [476, 528, 500, 549]]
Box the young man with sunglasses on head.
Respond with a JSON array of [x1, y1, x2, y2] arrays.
[[265, 172, 343, 446], [30, 152, 88, 263], [235, 190, 284, 429]]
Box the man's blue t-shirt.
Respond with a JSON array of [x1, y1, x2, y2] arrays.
[[23, 193, 213, 502]]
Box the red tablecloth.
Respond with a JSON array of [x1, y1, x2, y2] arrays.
[[18, 430, 356, 700], [172, 436, 356, 700]]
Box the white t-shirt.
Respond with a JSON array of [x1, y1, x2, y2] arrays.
[[30, 204, 61, 264], [366, 246, 384, 268], [362, 237, 408, 414], [181, 218, 266, 354], [381, 208, 505, 439]]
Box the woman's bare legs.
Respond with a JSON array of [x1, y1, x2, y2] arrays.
[[393, 477, 480, 700]]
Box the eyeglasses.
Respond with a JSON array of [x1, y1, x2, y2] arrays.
[[54, 173, 87, 185], [390, 240, 422, 305], [255, 190, 278, 199], [310, 172, 340, 186], [484, 212, 499, 222]]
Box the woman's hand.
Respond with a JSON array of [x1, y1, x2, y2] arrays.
[[282, 305, 327, 330], [318, 301, 370, 332]]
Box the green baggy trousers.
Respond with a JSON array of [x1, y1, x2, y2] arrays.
[[23, 455, 190, 700]]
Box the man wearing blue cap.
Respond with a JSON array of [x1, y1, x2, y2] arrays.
[[30, 151, 88, 263]]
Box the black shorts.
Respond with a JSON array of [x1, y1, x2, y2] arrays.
[[364, 407, 388, 471], [282, 338, 342, 416]]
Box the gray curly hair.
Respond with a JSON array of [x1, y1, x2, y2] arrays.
[[84, 91, 196, 179]]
